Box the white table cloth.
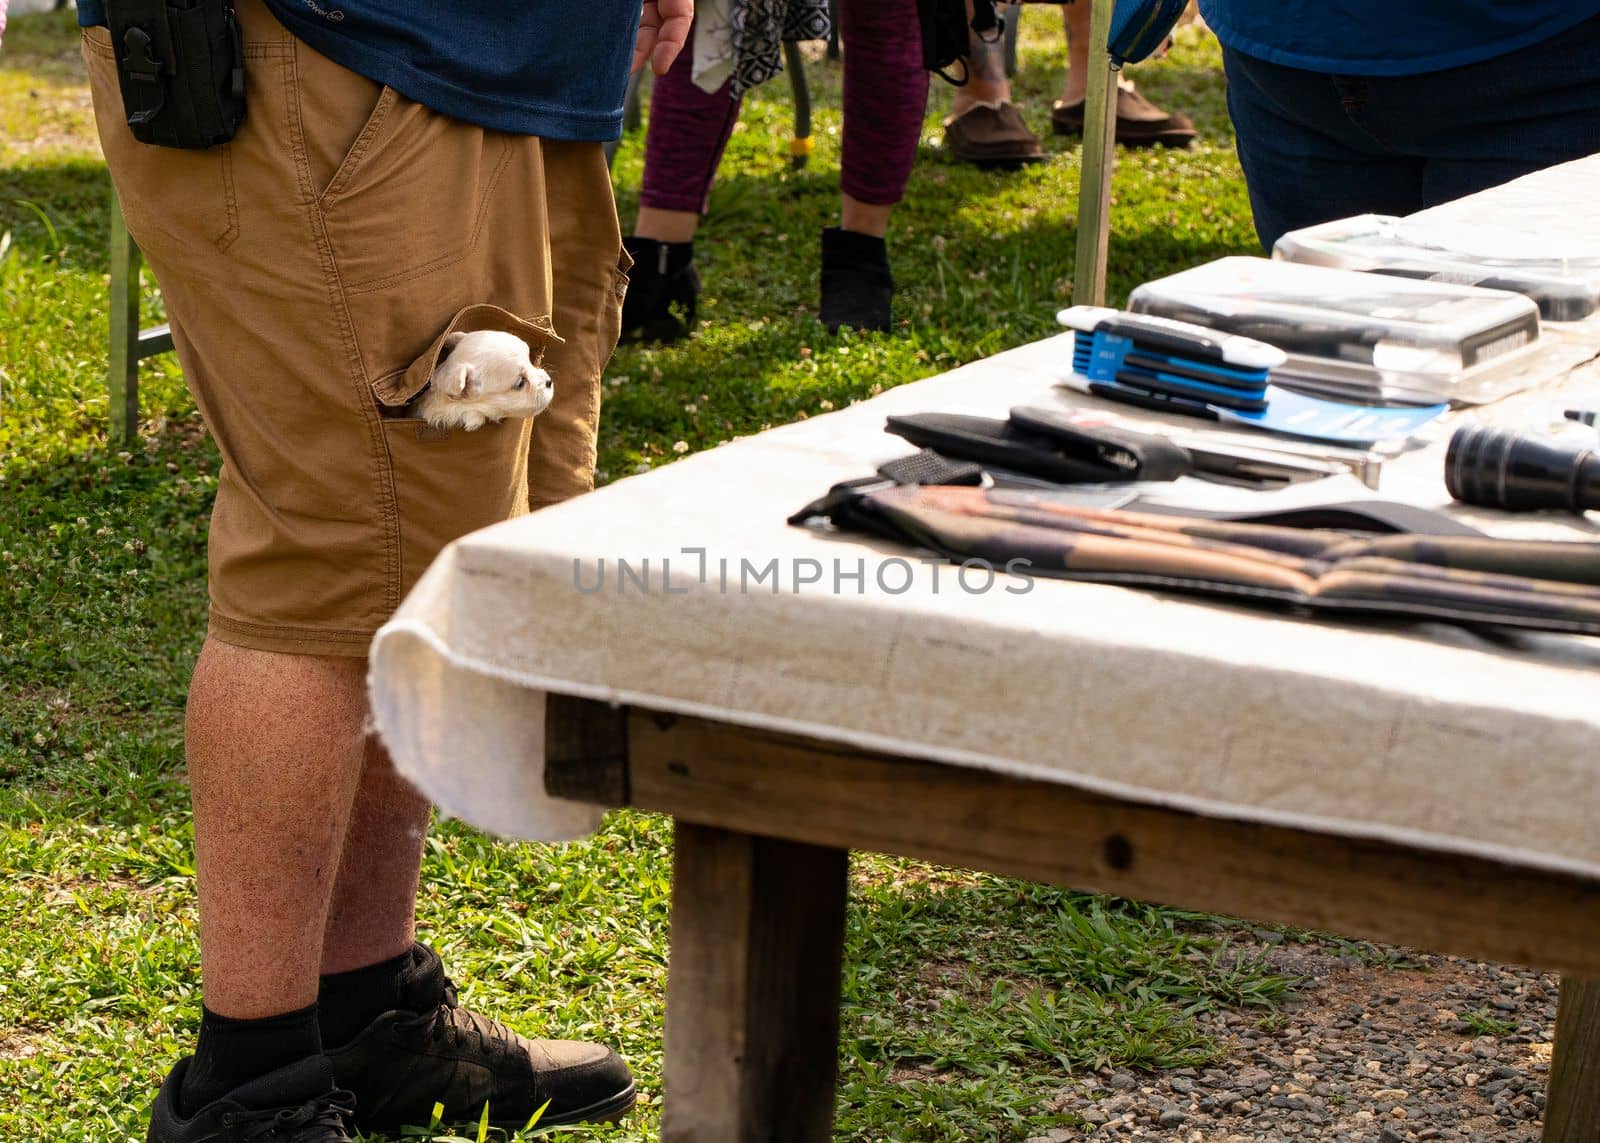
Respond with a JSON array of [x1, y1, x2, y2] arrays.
[[371, 157, 1600, 879]]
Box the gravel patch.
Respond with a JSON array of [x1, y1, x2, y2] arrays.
[[1027, 937, 1557, 1141]]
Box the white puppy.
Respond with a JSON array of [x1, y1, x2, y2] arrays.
[[414, 329, 554, 431]]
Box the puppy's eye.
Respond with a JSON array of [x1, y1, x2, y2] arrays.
[[514, 378, 527, 390]]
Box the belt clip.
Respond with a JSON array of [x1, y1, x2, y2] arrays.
[[121, 25, 167, 125]]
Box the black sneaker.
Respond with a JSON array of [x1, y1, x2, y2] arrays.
[[325, 944, 636, 1134], [147, 1055, 355, 1143]]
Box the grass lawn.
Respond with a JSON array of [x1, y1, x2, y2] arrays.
[[1, 9, 1289, 1140]]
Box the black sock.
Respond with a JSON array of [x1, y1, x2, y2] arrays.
[[180, 1003, 321, 1114], [317, 946, 420, 1048]]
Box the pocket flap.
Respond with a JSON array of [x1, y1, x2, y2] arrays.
[[373, 303, 562, 409]]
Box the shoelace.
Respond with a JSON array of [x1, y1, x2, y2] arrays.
[[392, 974, 518, 1058], [219, 1090, 355, 1142]]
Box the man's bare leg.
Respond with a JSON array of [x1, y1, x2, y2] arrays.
[[187, 639, 369, 1018], [320, 739, 432, 976]]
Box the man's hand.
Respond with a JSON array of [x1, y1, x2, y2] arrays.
[[633, 0, 694, 76]]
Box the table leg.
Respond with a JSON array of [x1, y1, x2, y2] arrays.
[[109, 190, 142, 447], [661, 822, 849, 1143], [1545, 975, 1600, 1141], [1072, 0, 1118, 307]]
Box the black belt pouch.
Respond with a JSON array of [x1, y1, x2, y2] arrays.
[[105, 0, 246, 149]]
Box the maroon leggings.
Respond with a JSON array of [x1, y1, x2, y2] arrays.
[[639, 1, 930, 213]]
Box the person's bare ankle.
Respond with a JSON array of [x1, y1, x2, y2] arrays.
[[951, 91, 1007, 120], [633, 206, 699, 245]]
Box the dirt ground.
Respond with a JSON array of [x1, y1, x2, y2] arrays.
[[1027, 936, 1556, 1142]]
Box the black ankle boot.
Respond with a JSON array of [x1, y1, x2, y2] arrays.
[[819, 226, 894, 333], [621, 236, 699, 343]]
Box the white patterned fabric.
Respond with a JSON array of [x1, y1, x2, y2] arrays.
[[691, 0, 737, 93], [704, 0, 832, 97]]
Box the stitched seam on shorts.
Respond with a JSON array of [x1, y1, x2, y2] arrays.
[[342, 136, 515, 296], [215, 145, 241, 252], [208, 615, 377, 656], [285, 43, 405, 616], [81, 29, 116, 59], [211, 611, 379, 639], [319, 87, 397, 204]]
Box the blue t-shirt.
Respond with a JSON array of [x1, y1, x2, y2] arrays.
[[1198, 1, 1600, 76], [79, 1, 641, 141]]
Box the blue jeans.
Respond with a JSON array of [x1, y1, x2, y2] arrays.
[[1222, 15, 1600, 250]]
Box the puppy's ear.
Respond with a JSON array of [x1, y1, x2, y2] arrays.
[[453, 364, 477, 398], [438, 331, 468, 362]]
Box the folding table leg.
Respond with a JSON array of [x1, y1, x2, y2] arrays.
[[784, 42, 813, 170], [1545, 975, 1600, 1142], [108, 190, 142, 447], [1072, 0, 1118, 307], [661, 823, 849, 1143]]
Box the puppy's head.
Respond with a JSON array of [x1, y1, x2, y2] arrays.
[[429, 329, 554, 424]]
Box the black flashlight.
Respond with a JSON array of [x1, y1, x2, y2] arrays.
[[1445, 425, 1600, 513]]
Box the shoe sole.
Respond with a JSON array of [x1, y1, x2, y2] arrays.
[[522, 1082, 638, 1129], [356, 1082, 638, 1136], [951, 153, 1046, 169], [944, 144, 1047, 167], [1050, 119, 1196, 148]]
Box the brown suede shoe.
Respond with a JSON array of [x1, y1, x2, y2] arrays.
[[1051, 85, 1196, 148], [942, 102, 1045, 167]]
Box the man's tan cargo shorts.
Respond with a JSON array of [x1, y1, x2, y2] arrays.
[[82, 0, 628, 656]]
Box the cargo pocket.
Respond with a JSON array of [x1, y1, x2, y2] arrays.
[[378, 304, 559, 596], [383, 412, 532, 596], [371, 302, 561, 418]]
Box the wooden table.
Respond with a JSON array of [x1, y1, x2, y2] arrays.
[[543, 696, 1600, 1142], [372, 324, 1600, 1138], [372, 319, 1600, 1137], [372, 160, 1600, 1143]]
